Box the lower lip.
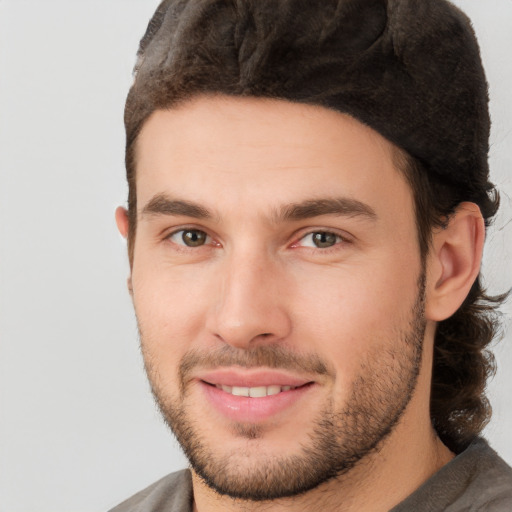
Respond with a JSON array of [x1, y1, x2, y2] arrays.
[[200, 381, 314, 423]]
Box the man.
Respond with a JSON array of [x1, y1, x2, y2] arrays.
[[111, 0, 512, 510]]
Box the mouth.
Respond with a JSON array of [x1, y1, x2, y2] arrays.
[[197, 370, 317, 423], [206, 382, 309, 397]]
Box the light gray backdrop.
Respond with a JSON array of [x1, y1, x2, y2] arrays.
[[0, 1, 510, 511]]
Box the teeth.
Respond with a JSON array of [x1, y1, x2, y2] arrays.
[[267, 385, 281, 396], [232, 386, 249, 397], [215, 384, 297, 397], [249, 386, 267, 398]]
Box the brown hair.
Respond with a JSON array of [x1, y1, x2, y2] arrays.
[[124, 0, 508, 453], [394, 150, 506, 453]]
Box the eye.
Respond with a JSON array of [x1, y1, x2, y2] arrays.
[[298, 231, 344, 249], [169, 229, 211, 247]]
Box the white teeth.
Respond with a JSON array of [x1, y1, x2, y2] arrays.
[[249, 386, 267, 398], [215, 384, 297, 397], [266, 385, 282, 396], [232, 386, 250, 397]]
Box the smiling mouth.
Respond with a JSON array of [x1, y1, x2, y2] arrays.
[[203, 382, 312, 397]]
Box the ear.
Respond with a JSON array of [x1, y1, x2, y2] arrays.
[[115, 206, 133, 293], [425, 202, 485, 321], [115, 206, 129, 238]]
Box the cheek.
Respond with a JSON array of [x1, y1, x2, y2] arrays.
[[131, 259, 214, 367], [288, 254, 421, 382]]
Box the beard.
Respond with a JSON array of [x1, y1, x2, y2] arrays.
[[139, 273, 426, 502]]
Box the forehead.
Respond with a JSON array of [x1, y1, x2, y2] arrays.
[[134, 95, 413, 222]]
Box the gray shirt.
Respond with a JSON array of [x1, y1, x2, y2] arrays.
[[110, 438, 512, 511]]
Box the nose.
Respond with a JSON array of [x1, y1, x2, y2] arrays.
[[206, 251, 292, 349]]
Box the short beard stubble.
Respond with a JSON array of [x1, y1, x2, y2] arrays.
[[139, 272, 427, 502]]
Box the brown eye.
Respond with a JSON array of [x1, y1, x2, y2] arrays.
[[313, 232, 339, 248], [299, 231, 341, 249], [170, 229, 209, 247]]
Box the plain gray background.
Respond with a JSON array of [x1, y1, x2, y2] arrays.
[[0, 1, 510, 511]]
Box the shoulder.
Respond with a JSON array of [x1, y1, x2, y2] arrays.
[[108, 469, 193, 512], [457, 437, 512, 509], [392, 438, 512, 512]]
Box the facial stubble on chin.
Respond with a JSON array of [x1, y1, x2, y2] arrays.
[[139, 273, 426, 502]]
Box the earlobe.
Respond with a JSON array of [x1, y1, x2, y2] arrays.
[[425, 202, 485, 321], [115, 206, 130, 239]]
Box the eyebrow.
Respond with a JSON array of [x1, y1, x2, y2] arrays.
[[140, 194, 213, 220], [140, 194, 377, 223], [275, 198, 377, 222]]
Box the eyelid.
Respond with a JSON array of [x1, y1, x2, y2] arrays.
[[161, 223, 208, 238], [164, 226, 217, 247], [160, 225, 352, 250], [290, 227, 353, 249]]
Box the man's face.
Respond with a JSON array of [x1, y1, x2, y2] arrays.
[[127, 96, 428, 500]]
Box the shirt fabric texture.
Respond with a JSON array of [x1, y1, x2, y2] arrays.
[[109, 438, 512, 512]]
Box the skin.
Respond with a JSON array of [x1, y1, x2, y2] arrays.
[[116, 95, 485, 512]]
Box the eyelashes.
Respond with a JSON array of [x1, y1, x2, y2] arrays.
[[168, 229, 212, 247], [165, 227, 351, 253], [294, 231, 347, 249]]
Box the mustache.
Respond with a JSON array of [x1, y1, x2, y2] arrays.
[[179, 345, 330, 386]]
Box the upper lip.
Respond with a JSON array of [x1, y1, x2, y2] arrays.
[[197, 368, 314, 388]]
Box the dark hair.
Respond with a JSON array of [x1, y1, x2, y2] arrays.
[[393, 149, 506, 453], [124, 0, 507, 453]]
